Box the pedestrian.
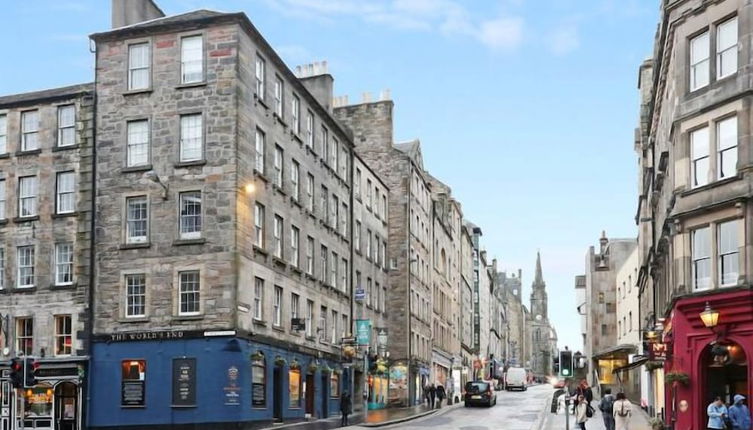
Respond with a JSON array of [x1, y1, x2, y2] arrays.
[[428, 383, 436, 409], [436, 384, 446, 408], [575, 394, 589, 430], [728, 395, 751, 430], [599, 388, 616, 430], [340, 391, 352, 427], [424, 382, 432, 407], [573, 380, 593, 409], [707, 396, 729, 430], [613, 392, 631, 430]]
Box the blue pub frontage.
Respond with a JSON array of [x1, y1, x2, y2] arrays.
[[88, 330, 350, 429]]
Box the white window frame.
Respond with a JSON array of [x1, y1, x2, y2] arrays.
[[291, 160, 300, 201], [273, 285, 283, 327], [689, 31, 710, 91], [273, 215, 283, 259], [17, 245, 35, 288], [291, 293, 299, 321], [255, 56, 266, 100], [290, 225, 300, 267], [306, 110, 314, 148], [178, 270, 201, 316], [255, 128, 265, 174], [274, 76, 284, 118], [254, 277, 264, 321], [128, 42, 151, 91], [355, 168, 361, 199], [56, 171, 75, 214], [19, 176, 38, 218], [57, 105, 76, 147], [0, 248, 4, 290], [716, 17, 738, 80], [181, 35, 204, 84], [292, 95, 300, 135], [126, 196, 148, 244], [126, 120, 150, 167], [54, 243, 74, 286], [254, 203, 265, 248], [340, 258, 347, 292], [306, 236, 314, 275], [54, 315, 72, 356], [125, 273, 146, 318], [355, 221, 361, 252], [179, 191, 202, 239], [21, 110, 39, 152], [330, 252, 338, 287], [306, 174, 314, 212], [331, 309, 338, 344], [306, 299, 314, 337], [180, 113, 203, 162], [692, 226, 711, 290], [16, 318, 33, 356], [718, 220, 739, 287], [691, 127, 709, 188], [330, 138, 338, 171], [717, 116, 737, 180], [273, 145, 283, 187]]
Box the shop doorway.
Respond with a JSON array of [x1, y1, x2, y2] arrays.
[[273, 367, 283, 422], [54, 382, 78, 430], [305, 374, 315, 416], [703, 341, 748, 417], [321, 373, 328, 418]]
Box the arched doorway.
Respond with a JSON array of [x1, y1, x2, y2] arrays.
[[54, 381, 78, 430], [702, 341, 748, 415]]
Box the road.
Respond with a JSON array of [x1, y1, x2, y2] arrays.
[[373, 384, 553, 430]]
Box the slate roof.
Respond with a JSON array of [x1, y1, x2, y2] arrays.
[[91, 9, 239, 40], [0, 83, 94, 108]]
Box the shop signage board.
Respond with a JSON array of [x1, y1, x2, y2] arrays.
[[356, 320, 371, 346], [355, 288, 365, 302], [291, 318, 306, 332], [172, 358, 197, 407], [376, 327, 388, 349], [649, 342, 667, 360], [122, 380, 145, 407], [121, 360, 146, 407], [225, 365, 241, 406]]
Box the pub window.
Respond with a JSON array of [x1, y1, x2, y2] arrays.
[[330, 372, 340, 398], [121, 360, 146, 407], [16, 317, 33, 355], [251, 354, 266, 408], [289, 368, 301, 408], [54, 315, 72, 356]]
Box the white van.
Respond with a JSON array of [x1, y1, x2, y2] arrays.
[[505, 367, 528, 391]]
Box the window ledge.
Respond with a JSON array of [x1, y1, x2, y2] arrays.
[[52, 212, 78, 219], [305, 335, 316, 342], [273, 113, 287, 128], [0, 153, 9, 159], [255, 96, 269, 110], [173, 238, 206, 246], [50, 283, 77, 291], [13, 215, 39, 223], [119, 242, 151, 250], [117, 317, 150, 323], [172, 314, 204, 322], [52, 145, 79, 153], [272, 325, 285, 333], [8, 286, 37, 294], [121, 164, 153, 173], [681, 174, 741, 197], [123, 88, 153, 96], [176, 81, 207, 89], [174, 160, 207, 168], [0, 219, 8, 226], [291, 132, 303, 144], [290, 197, 302, 208], [253, 245, 268, 256], [291, 266, 303, 275], [273, 257, 288, 268], [253, 319, 267, 327], [16, 149, 42, 157], [304, 273, 316, 281], [254, 170, 269, 183]]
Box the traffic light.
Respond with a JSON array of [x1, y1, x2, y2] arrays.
[[23, 357, 39, 388], [9, 358, 23, 388], [553, 356, 560, 374], [559, 350, 573, 378]]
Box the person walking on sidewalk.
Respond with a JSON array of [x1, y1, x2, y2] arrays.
[[340, 391, 352, 427], [613, 392, 631, 430], [599, 388, 616, 430], [424, 383, 432, 407], [707, 396, 729, 430], [436, 384, 446, 409], [728, 395, 751, 430], [428, 384, 436, 409], [575, 394, 590, 430]]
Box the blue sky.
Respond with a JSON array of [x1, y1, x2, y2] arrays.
[[0, 0, 659, 356]]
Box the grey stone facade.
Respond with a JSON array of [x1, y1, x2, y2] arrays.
[[0, 84, 95, 359]]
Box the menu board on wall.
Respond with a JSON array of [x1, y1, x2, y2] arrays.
[[121, 360, 146, 407], [172, 358, 197, 407]]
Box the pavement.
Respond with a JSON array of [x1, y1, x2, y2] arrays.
[[540, 393, 654, 430]]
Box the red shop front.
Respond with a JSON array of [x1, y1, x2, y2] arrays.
[[663, 289, 753, 430]]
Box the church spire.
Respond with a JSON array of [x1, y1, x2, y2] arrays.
[[534, 251, 543, 286]]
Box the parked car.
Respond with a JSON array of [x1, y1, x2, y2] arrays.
[[464, 381, 497, 407], [505, 367, 528, 391]]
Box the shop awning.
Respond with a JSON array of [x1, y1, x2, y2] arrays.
[[612, 357, 649, 374], [593, 344, 638, 360]]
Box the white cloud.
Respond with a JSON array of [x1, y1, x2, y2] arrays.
[[262, 0, 524, 51], [549, 24, 579, 55], [477, 17, 524, 51]]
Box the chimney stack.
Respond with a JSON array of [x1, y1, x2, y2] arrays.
[[112, 0, 165, 29], [295, 60, 334, 113]]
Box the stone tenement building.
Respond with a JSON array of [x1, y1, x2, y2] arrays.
[[334, 91, 435, 405], [577, 233, 635, 392], [498, 270, 528, 368], [458, 223, 474, 390], [636, 0, 753, 426], [88, 3, 363, 428], [0, 84, 94, 430]]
